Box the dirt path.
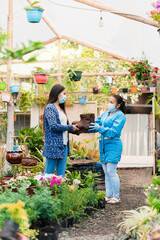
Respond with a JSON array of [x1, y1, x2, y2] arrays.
[[59, 168, 153, 240]]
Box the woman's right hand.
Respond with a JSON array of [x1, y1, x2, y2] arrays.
[[72, 125, 79, 132]]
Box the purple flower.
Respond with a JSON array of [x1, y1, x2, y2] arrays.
[[39, 177, 44, 181], [156, 0, 160, 8], [43, 184, 47, 186]]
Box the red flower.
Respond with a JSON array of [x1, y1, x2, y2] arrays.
[[152, 81, 155, 84], [128, 68, 132, 71], [133, 69, 137, 72], [145, 66, 148, 69], [138, 62, 143, 64], [143, 73, 148, 76], [155, 67, 158, 73], [131, 73, 135, 77], [131, 63, 135, 65], [153, 75, 157, 78]]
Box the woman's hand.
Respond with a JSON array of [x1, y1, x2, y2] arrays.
[[17, 232, 29, 240], [72, 125, 79, 132]]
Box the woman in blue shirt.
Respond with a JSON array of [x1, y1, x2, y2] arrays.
[[89, 95, 126, 204], [43, 84, 78, 177]]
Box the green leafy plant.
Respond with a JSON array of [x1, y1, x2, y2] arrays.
[[96, 190, 106, 201], [33, 67, 49, 75], [0, 113, 7, 143], [34, 94, 48, 107], [0, 28, 9, 47], [24, 1, 44, 11], [15, 126, 44, 160], [18, 90, 32, 113], [118, 206, 158, 239], [83, 171, 100, 188], [0, 40, 44, 62]]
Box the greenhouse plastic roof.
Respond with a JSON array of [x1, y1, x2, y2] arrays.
[[1, 0, 160, 67]]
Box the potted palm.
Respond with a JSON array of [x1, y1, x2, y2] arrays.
[[34, 67, 49, 84], [24, 1, 44, 23]]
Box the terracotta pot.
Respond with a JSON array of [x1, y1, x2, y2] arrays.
[[35, 74, 48, 84], [141, 87, 148, 93], [111, 88, 118, 94], [6, 151, 23, 164], [72, 113, 95, 134], [21, 157, 38, 166], [131, 87, 137, 93]]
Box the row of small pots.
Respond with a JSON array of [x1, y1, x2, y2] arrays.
[[101, 86, 156, 94]]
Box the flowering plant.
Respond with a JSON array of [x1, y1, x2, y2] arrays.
[[36, 174, 66, 190], [148, 79, 156, 87], [8, 176, 31, 189], [128, 59, 158, 81], [147, 1, 160, 25]]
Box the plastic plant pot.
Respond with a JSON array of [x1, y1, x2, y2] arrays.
[[93, 87, 99, 94], [141, 87, 148, 93], [0, 82, 6, 90], [150, 87, 156, 92], [102, 88, 109, 93], [122, 88, 128, 93], [69, 71, 82, 81], [111, 88, 118, 94], [79, 96, 87, 104], [131, 87, 137, 93], [2, 93, 10, 103], [35, 74, 48, 84], [10, 85, 19, 94], [26, 9, 43, 23]]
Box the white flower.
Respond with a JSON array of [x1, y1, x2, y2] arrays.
[[73, 179, 81, 190]]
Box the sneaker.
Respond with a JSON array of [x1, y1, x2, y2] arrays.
[[105, 196, 112, 202]]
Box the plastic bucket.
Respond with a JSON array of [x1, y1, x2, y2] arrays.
[[26, 9, 43, 23]]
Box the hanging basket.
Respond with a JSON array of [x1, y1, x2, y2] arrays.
[[69, 71, 82, 81], [10, 85, 19, 94], [0, 82, 6, 91], [79, 96, 87, 104], [93, 87, 99, 94], [122, 88, 128, 93], [2, 93, 11, 103], [35, 74, 48, 84], [26, 9, 44, 23]]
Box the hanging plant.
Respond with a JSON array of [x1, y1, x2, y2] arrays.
[[33, 67, 49, 84], [128, 59, 158, 81], [24, 1, 44, 23], [34, 94, 48, 107], [67, 67, 82, 81], [18, 90, 32, 113], [0, 82, 6, 91], [147, 1, 160, 25]]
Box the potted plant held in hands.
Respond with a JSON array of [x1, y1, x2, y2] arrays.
[[34, 67, 49, 84], [24, 1, 44, 23]]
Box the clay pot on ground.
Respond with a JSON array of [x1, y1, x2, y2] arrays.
[[6, 151, 23, 164], [72, 113, 95, 134], [21, 157, 38, 166]]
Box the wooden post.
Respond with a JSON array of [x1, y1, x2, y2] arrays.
[[6, 0, 14, 152], [57, 38, 62, 83], [153, 93, 156, 175]]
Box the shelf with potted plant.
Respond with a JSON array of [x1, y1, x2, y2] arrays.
[[148, 79, 157, 92], [33, 67, 49, 84], [24, 1, 44, 23]]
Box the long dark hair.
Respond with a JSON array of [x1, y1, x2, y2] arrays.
[[113, 95, 126, 114], [47, 84, 66, 113]]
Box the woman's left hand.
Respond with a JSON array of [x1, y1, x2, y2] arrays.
[[89, 123, 100, 131]]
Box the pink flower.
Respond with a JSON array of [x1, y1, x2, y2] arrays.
[[138, 62, 143, 64], [131, 62, 135, 65], [145, 66, 148, 69], [133, 69, 137, 72], [131, 73, 135, 77], [39, 177, 44, 181], [143, 73, 148, 76], [155, 67, 158, 73], [128, 68, 132, 71], [152, 80, 155, 84], [153, 75, 157, 78], [43, 184, 47, 187]]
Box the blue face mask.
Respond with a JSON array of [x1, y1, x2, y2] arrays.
[[108, 103, 117, 112], [59, 95, 67, 104]]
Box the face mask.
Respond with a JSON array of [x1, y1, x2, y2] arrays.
[[59, 95, 67, 104], [108, 103, 117, 112]]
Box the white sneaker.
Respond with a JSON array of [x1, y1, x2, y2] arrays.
[[105, 196, 112, 202]]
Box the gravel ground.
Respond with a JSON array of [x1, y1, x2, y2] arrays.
[[59, 168, 153, 240]]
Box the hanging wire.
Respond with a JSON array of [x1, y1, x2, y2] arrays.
[[46, 0, 142, 17]]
